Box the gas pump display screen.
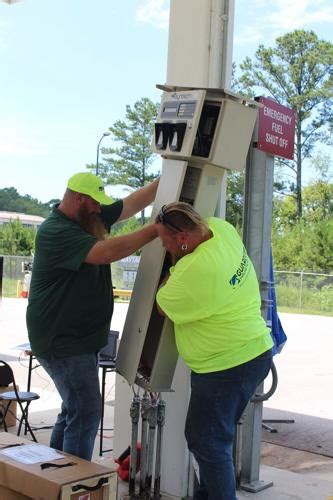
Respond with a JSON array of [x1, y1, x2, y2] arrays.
[[162, 105, 178, 115], [161, 100, 197, 119]]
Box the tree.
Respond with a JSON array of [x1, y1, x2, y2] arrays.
[[225, 171, 244, 228], [273, 153, 332, 228], [93, 97, 159, 224], [272, 159, 333, 273], [0, 187, 54, 217], [272, 216, 333, 273], [302, 180, 333, 224], [0, 220, 35, 256], [238, 30, 333, 218], [301, 218, 333, 272]]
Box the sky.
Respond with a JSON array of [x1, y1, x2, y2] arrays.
[[0, 0, 332, 204]]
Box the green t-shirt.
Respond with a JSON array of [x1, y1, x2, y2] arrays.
[[156, 217, 273, 373], [26, 201, 123, 358]]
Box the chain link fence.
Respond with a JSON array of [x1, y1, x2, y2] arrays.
[[0, 255, 139, 298], [275, 270, 333, 316], [2, 256, 332, 316], [1, 255, 32, 297]]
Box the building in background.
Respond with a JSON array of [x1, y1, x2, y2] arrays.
[[0, 211, 45, 230]]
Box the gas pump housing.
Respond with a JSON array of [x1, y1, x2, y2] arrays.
[[115, 85, 260, 393], [153, 85, 259, 171]]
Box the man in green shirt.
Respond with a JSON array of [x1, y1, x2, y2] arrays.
[[27, 172, 158, 460]]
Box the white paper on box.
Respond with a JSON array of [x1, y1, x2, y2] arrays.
[[0, 444, 64, 464]]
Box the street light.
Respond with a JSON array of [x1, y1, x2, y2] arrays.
[[96, 132, 111, 176]]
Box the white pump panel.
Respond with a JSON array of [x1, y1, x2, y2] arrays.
[[116, 85, 260, 393], [152, 85, 260, 171]]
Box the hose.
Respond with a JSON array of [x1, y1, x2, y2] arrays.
[[251, 360, 278, 403]]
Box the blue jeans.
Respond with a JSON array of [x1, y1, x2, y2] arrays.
[[37, 353, 101, 461], [185, 349, 273, 500]]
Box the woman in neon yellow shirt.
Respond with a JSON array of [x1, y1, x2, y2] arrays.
[[156, 202, 273, 500]]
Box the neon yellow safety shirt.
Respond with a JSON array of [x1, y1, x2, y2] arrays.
[[156, 217, 273, 373]]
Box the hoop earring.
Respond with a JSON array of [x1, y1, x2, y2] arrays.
[[181, 243, 188, 251]]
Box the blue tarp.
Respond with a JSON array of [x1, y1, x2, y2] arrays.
[[267, 251, 287, 354]]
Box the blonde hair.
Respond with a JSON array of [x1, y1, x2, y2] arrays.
[[156, 202, 208, 234]]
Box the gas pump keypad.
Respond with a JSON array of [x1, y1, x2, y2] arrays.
[[160, 101, 197, 119]]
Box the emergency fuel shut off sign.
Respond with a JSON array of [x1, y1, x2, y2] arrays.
[[257, 96, 296, 160]]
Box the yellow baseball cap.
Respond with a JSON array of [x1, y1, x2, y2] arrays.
[[67, 172, 113, 205]]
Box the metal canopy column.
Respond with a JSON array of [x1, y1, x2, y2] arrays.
[[157, 2, 235, 496], [113, 1, 236, 498], [240, 137, 274, 491]]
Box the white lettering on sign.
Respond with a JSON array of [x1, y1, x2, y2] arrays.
[[264, 106, 292, 125], [265, 133, 279, 145], [258, 97, 295, 159], [265, 135, 288, 148], [272, 122, 283, 135]]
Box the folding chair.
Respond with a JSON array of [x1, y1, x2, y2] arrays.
[[0, 360, 40, 442], [99, 330, 119, 456]]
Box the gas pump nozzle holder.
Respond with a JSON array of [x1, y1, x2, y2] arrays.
[[152, 85, 260, 171]]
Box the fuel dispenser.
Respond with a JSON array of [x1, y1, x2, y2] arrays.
[[153, 85, 257, 171], [114, 85, 260, 497], [116, 85, 260, 392]]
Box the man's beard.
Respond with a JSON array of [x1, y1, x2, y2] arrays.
[[76, 206, 107, 240]]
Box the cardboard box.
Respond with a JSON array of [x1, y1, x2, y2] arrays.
[[0, 385, 18, 428], [0, 433, 117, 499], [0, 485, 29, 499]]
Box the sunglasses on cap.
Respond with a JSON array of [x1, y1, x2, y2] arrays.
[[156, 205, 183, 232]]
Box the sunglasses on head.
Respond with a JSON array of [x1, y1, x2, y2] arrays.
[[156, 205, 183, 232]]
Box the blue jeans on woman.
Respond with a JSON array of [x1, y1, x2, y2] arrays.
[[185, 349, 273, 500], [37, 353, 101, 461]]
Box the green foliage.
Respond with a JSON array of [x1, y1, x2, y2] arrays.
[[111, 216, 146, 256], [302, 153, 333, 223], [92, 97, 159, 224], [0, 187, 55, 217], [223, 158, 333, 275], [0, 220, 35, 256], [302, 182, 333, 223], [275, 277, 333, 316], [272, 190, 300, 234], [111, 217, 141, 237], [301, 219, 333, 272], [272, 222, 304, 269], [272, 152, 332, 273], [272, 210, 333, 273], [237, 30, 333, 218], [226, 171, 244, 228]]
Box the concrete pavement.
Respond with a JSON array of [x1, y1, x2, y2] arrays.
[[1, 298, 333, 498]]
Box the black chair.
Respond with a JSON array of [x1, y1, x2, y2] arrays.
[[0, 360, 40, 442], [98, 330, 119, 456]]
